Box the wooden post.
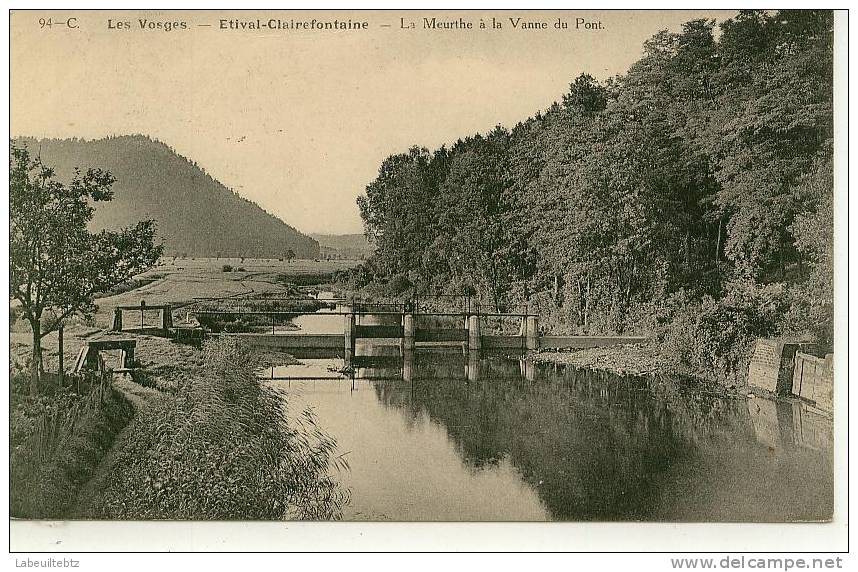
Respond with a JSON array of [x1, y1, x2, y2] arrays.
[[468, 314, 481, 351], [402, 313, 415, 351], [526, 315, 539, 351], [343, 305, 355, 367], [163, 305, 173, 330], [58, 326, 64, 387]]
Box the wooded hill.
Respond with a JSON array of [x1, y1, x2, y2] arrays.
[[14, 135, 319, 259], [347, 10, 834, 382]]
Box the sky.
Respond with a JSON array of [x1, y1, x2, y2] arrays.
[[11, 9, 735, 235]]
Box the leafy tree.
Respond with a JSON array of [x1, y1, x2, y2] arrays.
[[708, 10, 833, 280], [435, 129, 515, 309], [352, 9, 834, 365], [357, 147, 437, 277], [10, 143, 163, 394]]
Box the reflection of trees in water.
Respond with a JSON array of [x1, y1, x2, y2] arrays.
[[371, 357, 830, 521]]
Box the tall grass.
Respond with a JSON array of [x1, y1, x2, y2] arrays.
[[10, 369, 133, 518], [93, 337, 348, 519]]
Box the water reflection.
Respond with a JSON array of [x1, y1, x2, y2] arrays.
[[273, 346, 833, 522]]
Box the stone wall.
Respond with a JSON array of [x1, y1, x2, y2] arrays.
[[747, 339, 807, 394], [793, 352, 834, 414], [748, 338, 833, 416]]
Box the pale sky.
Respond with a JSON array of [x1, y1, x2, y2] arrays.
[[11, 9, 734, 234]]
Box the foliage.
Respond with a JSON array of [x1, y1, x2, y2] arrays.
[[353, 10, 834, 380], [10, 143, 163, 393], [661, 282, 789, 384], [386, 273, 413, 296], [93, 338, 348, 519]]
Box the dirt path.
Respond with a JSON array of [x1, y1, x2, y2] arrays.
[[68, 377, 163, 519]]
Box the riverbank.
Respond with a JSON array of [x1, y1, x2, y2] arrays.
[[9, 256, 351, 520], [10, 375, 135, 519], [10, 331, 348, 519], [79, 336, 347, 520]]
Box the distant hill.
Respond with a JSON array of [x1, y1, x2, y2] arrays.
[[311, 233, 375, 260], [15, 135, 319, 259]]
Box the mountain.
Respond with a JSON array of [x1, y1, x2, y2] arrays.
[[14, 135, 319, 259], [310, 233, 375, 260]]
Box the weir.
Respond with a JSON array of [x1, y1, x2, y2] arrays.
[[199, 302, 648, 366]]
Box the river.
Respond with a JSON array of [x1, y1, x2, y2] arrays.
[[268, 294, 833, 522]]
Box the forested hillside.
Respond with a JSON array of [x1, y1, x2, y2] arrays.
[[15, 135, 319, 259], [346, 10, 834, 382]]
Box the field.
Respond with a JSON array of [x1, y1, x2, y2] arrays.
[[9, 257, 359, 519], [10, 258, 360, 374]]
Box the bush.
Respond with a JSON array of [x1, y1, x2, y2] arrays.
[[222, 264, 233, 272], [93, 338, 348, 519], [386, 274, 412, 296], [662, 281, 788, 384]]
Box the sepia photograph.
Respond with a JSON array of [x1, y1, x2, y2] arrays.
[[5, 5, 848, 555]]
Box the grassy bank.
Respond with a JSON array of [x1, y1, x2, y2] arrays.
[[82, 337, 348, 520], [10, 372, 134, 519]]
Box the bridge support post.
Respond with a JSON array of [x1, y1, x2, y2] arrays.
[[343, 306, 356, 367], [524, 358, 536, 381], [123, 346, 135, 368], [112, 308, 123, 331], [402, 313, 415, 351], [402, 349, 414, 383], [526, 315, 539, 351], [467, 350, 481, 382], [468, 314, 481, 351], [162, 305, 173, 331]]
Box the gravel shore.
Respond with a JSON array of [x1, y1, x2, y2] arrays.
[[528, 342, 679, 378]]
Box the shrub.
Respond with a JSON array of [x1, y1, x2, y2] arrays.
[[662, 281, 788, 384], [222, 264, 233, 272], [386, 274, 412, 296]]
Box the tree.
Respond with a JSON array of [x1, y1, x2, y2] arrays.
[[435, 129, 516, 309], [708, 10, 833, 280], [284, 248, 296, 262], [357, 146, 437, 277], [10, 143, 163, 394]]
